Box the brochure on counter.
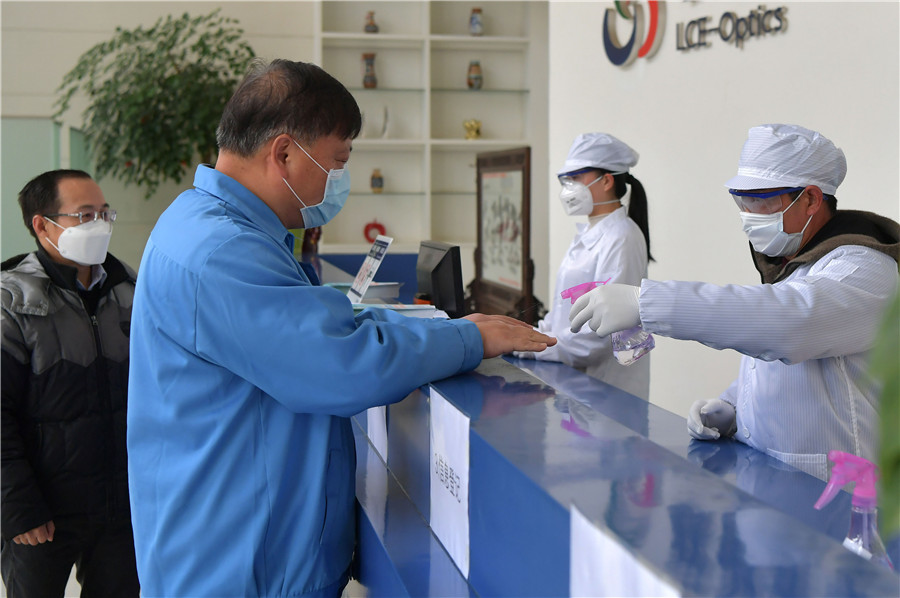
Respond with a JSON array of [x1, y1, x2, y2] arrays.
[[346, 235, 393, 303], [351, 303, 447, 319], [324, 281, 401, 301]]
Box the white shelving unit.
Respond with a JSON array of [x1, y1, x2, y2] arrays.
[[314, 1, 544, 263]]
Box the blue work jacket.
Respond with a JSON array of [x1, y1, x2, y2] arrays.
[[127, 166, 483, 597]]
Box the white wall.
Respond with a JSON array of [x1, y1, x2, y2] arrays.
[[1, 1, 317, 268], [548, 1, 899, 416]]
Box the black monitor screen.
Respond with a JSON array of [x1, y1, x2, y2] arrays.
[[415, 241, 465, 318]]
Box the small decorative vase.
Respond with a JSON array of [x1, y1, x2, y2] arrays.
[[370, 168, 384, 193], [463, 119, 482, 140], [469, 7, 484, 36], [466, 60, 483, 90], [364, 11, 379, 33], [362, 53, 377, 89]]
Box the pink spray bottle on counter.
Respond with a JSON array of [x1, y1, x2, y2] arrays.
[[561, 279, 654, 366], [814, 450, 894, 570]]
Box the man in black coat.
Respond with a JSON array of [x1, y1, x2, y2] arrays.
[[1, 170, 139, 597]]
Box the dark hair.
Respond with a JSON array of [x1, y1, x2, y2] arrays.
[[216, 59, 362, 157], [18, 169, 93, 239], [597, 169, 654, 262], [824, 194, 837, 214]]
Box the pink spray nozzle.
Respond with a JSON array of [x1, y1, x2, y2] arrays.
[[561, 279, 612, 304], [814, 450, 879, 510]]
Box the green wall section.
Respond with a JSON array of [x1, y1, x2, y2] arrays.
[[69, 128, 91, 173], [1, 118, 61, 259]]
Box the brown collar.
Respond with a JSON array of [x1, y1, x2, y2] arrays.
[[752, 210, 900, 284]]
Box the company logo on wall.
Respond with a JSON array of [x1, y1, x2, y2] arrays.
[[603, 2, 789, 66], [676, 5, 788, 51], [602, 1, 666, 67]]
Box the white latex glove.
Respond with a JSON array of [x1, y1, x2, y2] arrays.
[[512, 350, 535, 360], [687, 398, 737, 440], [568, 283, 641, 337]]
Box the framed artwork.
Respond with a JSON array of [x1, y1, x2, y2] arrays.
[[468, 146, 541, 324]]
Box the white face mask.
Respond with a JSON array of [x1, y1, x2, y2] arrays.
[[558, 175, 618, 216], [44, 218, 113, 266], [738, 190, 812, 257]]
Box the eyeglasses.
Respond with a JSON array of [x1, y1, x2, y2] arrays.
[[43, 209, 117, 224], [730, 187, 804, 214]]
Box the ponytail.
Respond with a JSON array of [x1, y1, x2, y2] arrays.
[[613, 172, 653, 262]]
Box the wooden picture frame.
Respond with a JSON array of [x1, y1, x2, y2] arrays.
[[468, 146, 540, 324]]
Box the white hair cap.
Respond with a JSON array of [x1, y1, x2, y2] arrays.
[[557, 133, 639, 176], [724, 124, 847, 195]]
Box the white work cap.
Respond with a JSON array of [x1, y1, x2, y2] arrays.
[[557, 133, 639, 176], [724, 124, 847, 195]]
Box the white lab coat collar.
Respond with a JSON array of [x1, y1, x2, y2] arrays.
[[573, 206, 628, 251]]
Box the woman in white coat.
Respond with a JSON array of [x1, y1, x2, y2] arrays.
[[516, 133, 652, 399]]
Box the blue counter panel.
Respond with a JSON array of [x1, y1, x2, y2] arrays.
[[468, 432, 570, 597], [508, 356, 900, 566], [355, 356, 899, 596], [383, 387, 433, 522], [352, 419, 474, 597]]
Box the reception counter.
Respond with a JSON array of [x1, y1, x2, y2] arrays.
[[351, 356, 899, 597]]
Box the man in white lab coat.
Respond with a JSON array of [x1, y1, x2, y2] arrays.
[[569, 124, 899, 480]]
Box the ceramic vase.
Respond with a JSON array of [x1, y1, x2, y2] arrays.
[[364, 11, 379, 33], [467, 60, 483, 90], [370, 169, 384, 193], [362, 53, 377, 89], [469, 8, 484, 36]]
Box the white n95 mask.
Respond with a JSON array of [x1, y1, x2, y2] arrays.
[[739, 191, 812, 257], [558, 177, 617, 216], [44, 218, 112, 266]]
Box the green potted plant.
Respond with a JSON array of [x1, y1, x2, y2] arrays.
[[54, 9, 255, 198]]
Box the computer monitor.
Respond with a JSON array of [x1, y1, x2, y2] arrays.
[[415, 241, 465, 318]]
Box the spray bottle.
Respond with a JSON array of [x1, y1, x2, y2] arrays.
[[561, 280, 654, 366], [814, 450, 894, 570]]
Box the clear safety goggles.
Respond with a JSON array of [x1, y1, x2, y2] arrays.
[[730, 187, 804, 214], [558, 168, 599, 185]]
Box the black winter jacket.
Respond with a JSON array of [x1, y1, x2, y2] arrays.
[[1, 249, 136, 540]]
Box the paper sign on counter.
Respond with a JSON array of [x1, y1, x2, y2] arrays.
[[570, 503, 680, 597], [429, 388, 470, 577], [366, 405, 388, 462]]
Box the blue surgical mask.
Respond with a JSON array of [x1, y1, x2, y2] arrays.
[[282, 139, 351, 229]]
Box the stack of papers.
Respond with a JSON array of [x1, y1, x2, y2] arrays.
[[352, 303, 442, 319], [324, 281, 401, 301]]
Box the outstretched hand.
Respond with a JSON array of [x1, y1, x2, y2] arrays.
[[463, 313, 556, 359]]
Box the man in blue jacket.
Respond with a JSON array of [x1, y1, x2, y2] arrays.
[[127, 58, 555, 597]]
